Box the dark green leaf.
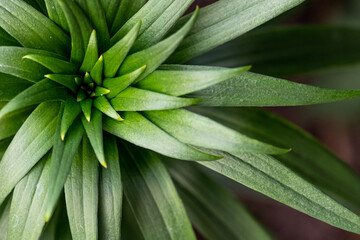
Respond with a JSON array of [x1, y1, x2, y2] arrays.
[[0, 0, 70, 55], [0, 102, 59, 205], [0, 107, 33, 140], [0, 196, 11, 238], [45, 74, 78, 93], [80, 30, 98, 73], [111, 87, 201, 111], [100, 0, 121, 28], [90, 55, 104, 86], [0, 73, 33, 101], [120, 143, 196, 240], [24, 54, 78, 74], [0, 27, 20, 46], [103, 111, 219, 161], [190, 72, 360, 107], [0, 137, 11, 159], [44, 0, 69, 32], [138, 64, 250, 96]]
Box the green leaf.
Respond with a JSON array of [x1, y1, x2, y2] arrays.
[[195, 107, 360, 210], [100, 0, 121, 27], [90, 55, 104, 86], [0, 0, 70, 55], [189, 72, 360, 107], [138, 65, 250, 96], [44, 0, 69, 32], [0, 73, 33, 101], [121, 197, 145, 240], [111, 87, 201, 111], [65, 136, 99, 240], [119, 143, 196, 240], [94, 96, 122, 121], [24, 54, 78, 74], [118, 8, 199, 83], [106, 21, 141, 78], [0, 27, 20, 46], [110, 0, 146, 35], [58, 0, 92, 65], [0, 79, 69, 119], [167, 160, 273, 240], [99, 134, 122, 240], [130, 0, 194, 52], [104, 65, 147, 99], [73, 0, 110, 52], [190, 26, 360, 77], [144, 109, 288, 154], [103, 111, 219, 161], [45, 119, 84, 221], [0, 102, 59, 205], [0, 107, 33, 141], [81, 109, 106, 167], [0, 196, 11, 239], [23, 0, 47, 15], [0, 137, 11, 159], [45, 74, 78, 93], [80, 30, 98, 73], [168, 0, 305, 63], [61, 98, 82, 140], [200, 151, 360, 234], [80, 99, 93, 122], [0, 47, 66, 82]]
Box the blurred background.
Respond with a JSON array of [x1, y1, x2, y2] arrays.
[[191, 0, 360, 239]]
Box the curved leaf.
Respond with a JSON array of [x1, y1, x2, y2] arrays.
[[0, 73, 33, 101], [80, 30, 98, 73], [0, 107, 33, 141], [60, 98, 81, 140], [24, 54, 78, 74], [44, 0, 69, 32], [0, 27, 20, 46], [94, 96, 122, 121], [100, 0, 121, 27]]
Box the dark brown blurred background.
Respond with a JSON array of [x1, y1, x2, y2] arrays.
[[192, 1, 360, 239]]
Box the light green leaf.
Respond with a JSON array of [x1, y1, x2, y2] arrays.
[[111, 87, 201, 111], [65, 136, 99, 240], [45, 74, 78, 93], [144, 109, 288, 154], [80, 30, 98, 73], [110, 0, 146, 35], [81, 109, 106, 167], [120, 143, 196, 240], [168, 0, 305, 63], [118, 8, 199, 83], [195, 107, 360, 210], [0, 73, 33, 101], [24, 54, 78, 74], [189, 72, 360, 107], [104, 65, 146, 99], [0, 102, 59, 205], [0, 27, 20, 46], [0, 107, 33, 140], [103, 111, 219, 161], [94, 96, 122, 121], [45, 119, 84, 221], [99, 134, 122, 240], [167, 160, 273, 240], [190, 26, 360, 77], [138, 64, 250, 96], [0, 0, 70, 55], [0, 79, 69, 119], [200, 151, 360, 234], [106, 21, 141, 78], [130, 0, 193, 52], [80, 99, 93, 122], [0, 47, 66, 82], [61, 98, 82, 141]]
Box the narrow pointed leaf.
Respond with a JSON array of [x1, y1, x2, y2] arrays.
[[80, 30, 99, 73], [0, 0, 70, 55], [24, 54, 78, 74], [0, 79, 69, 119], [100, 0, 121, 27], [0, 102, 59, 205], [45, 119, 84, 221], [138, 65, 251, 96], [77, 89, 86, 102], [45, 74, 78, 92], [94, 87, 110, 97], [200, 151, 360, 234], [168, 0, 305, 63], [0, 107, 33, 140], [65, 136, 99, 240], [111, 87, 201, 111], [110, 0, 146, 35], [118, 8, 199, 83], [61, 98, 81, 140], [104, 65, 146, 99], [168, 161, 273, 240], [81, 109, 106, 167], [90, 55, 104, 85], [120, 144, 196, 240], [0, 73, 32, 101], [190, 72, 360, 106], [0, 47, 66, 82], [99, 135, 122, 240], [144, 109, 288, 154], [106, 21, 141, 78], [131, 0, 193, 52], [80, 99, 93, 122], [94, 96, 122, 121], [44, 0, 69, 32], [103, 111, 219, 161]]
